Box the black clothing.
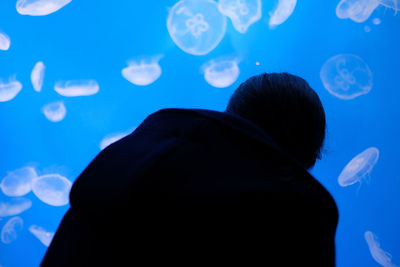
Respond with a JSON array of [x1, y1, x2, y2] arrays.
[[41, 108, 339, 266]]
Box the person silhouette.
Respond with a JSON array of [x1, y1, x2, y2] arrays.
[[41, 72, 338, 267]]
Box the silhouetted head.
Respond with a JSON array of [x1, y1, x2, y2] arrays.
[[225, 72, 326, 169]]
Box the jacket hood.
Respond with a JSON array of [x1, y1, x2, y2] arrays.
[[149, 108, 305, 169]]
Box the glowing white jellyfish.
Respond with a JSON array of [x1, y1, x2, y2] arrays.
[[122, 56, 163, 86], [0, 198, 32, 217], [1, 216, 23, 244], [365, 231, 398, 267], [167, 0, 227, 55], [0, 32, 11, 51], [29, 225, 54, 247], [0, 76, 23, 102], [1, 166, 38, 197], [269, 0, 297, 28], [201, 57, 240, 88], [100, 130, 132, 150], [372, 17, 382, 24], [320, 54, 373, 100], [16, 0, 72, 16], [336, 0, 380, 23], [54, 79, 99, 97], [42, 101, 66, 122], [32, 174, 72, 206], [218, 0, 262, 33], [338, 147, 379, 187], [31, 61, 45, 92]]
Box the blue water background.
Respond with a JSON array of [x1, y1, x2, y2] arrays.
[[0, 1, 399, 266]]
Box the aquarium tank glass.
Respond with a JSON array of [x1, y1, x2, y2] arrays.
[[0, 0, 399, 266]]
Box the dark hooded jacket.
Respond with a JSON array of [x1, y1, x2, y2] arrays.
[[41, 108, 339, 266]]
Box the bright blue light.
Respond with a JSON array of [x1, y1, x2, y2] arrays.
[[0, 1, 399, 266]]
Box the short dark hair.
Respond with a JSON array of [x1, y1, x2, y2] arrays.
[[225, 72, 326, 169]]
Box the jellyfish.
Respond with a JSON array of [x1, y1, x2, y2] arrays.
[[121, 56, 163, 86], [16, 0, 72, 16], [29, 225, 54, 247], [338, 147, 379, 187], [336, 0, 380, 23], [372, 17, 382, 24], [54, 79, 99, 97], [365, 231, 398, 267], [0, 32, 11, 51], [269, 0, 297, 28], [100, 130, 133, 150], [320, 54, 373, 100], [32, 174, 72, 206], [0, 76, 23, 102], [167, 0, 227, 55], [1, 166, 38, 197], [42, 101, 66, 122], [201, 57, 240, 88], [218, 0, 262, 33], [31, 61, 45, 92], [1, 216, 23, 244], [0, 198, 32, 217]]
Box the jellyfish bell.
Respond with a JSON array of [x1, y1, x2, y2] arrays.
[[365, 230, 397, 267], [372, 17, 381, 24], [1, 216, 23, 244], [32, 174, 72, 206], [100, 133, 128, 150], [54, 79, 99, 97], [122, 55, 163, 86], [29, 225, 54, 247], [201, 56, 240, 88], [269, 0, 297, 28], [0, 198, 32, 217], [167, 0, 227, 55], [320, 54, 373, 100], [31, 61, 45, 92], [100, 128, 134, 150], [41, 101, 67, 122], [338, 147, 379, 187], [336, 0, 380, 23], [0, 76, 23, 102], [0, 32, 11, 51], [16, 0, 72, 16], [218, 0, 262, 33], [1, 166, 38, 197]]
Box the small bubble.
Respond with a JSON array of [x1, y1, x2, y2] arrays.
[[372, 17, 381, 25]]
